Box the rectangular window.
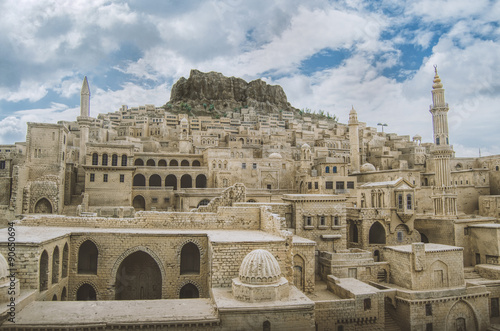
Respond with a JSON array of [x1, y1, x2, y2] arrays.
[[407, 194, 412, 209], [305, 216, 312, 226], [0, 161, 5, 169], [315, 182, 318, 189], [398, 194, 403, 209], [334, 216, 340, 226], [252, 163, 257, 169], [103, 174, 108, 182], [336, 181, 345, 190], [347, 181, 355, 189], [320, 216, 325, 226], [152, 197, 158, 203], [426, 323, 433, 331], [325, 181, 333, 189], [308, 182, 312, 189], [90, 173, 95, 182], [120, 174, 125, 182], [242, 163, 246, 169], [426, 303, 432, 316], [492, 298, 500, 317], [364, 298, 371, 311]]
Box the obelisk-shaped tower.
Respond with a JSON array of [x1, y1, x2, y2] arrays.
[[348, 106, 360, 173], [78, 76, 91, 165]]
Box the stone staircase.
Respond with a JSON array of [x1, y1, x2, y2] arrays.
[[384, 310, 401, 331], [464, 267, 482, 280]]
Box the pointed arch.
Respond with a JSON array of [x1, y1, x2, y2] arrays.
[[34, 198, 52, 214]]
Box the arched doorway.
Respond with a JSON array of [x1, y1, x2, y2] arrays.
[[39, 250, 49, 291], [132, 195, 146, 210], [180, 242, 200, 274], [78, 240, 98, 274], [195, 174, 207, 188], [133, 174, 146, 186], [76, 283, 96, 301], [293, 254, 305, 291], [369, 222, 386, 244], [179, 283, 199, 298], [165, 175, 177, 190], [349, 223, 359, 243], [34, 198, 52, 214], [181, 174, 192, 188], [115, 251, 162, 300]]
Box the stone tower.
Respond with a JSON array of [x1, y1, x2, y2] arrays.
[[77, 76, 92, 166], [429, 67, 457, 216], [348, 106, 360, 173]]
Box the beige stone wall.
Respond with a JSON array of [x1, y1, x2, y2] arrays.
[[479, 195, 500, 218], [69, 233, 209, 300]]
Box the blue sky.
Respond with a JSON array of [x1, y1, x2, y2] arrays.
[[0, 0, 499, 157]]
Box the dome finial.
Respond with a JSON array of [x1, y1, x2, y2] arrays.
[[432, 65, 443, 89], [433, 64, 438, 75]]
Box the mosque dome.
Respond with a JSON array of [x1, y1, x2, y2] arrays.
[[360, 163, 376, 173], [239, 249, 281, 285], [269, 152, 282, 159], [0, 253, 8, 281]]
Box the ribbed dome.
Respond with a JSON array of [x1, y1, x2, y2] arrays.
[[360, 163, 376, 173], [269, 152, 282, 159], [0, 253, 8, 281], [239, 249, 281, 284]]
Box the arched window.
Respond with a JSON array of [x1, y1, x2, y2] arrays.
[[92, 153, 98, 165], [149, 174, 161, 187], [325, 166, 330, 173], [196, 174, 207, 188], [76, 284, 96, 301], [197, 199, 211, 207], [263, 321, 271, 331], [333, 166, 337, 173], [179, 283, 199, 299], [34, 198, 52, 214], [52, 294, 57, 301], [112, 154, 118, 166], [134, 158, 144, 166], [165, 175, 177, 190], [78, 240, 98, 274], [52, 246, 59, 284], [62, 243, 69, 278], [121, 154, 128, 166], [436, 137, 440, 145], [181, 160, 190, 167], [61, 287, 67, 301], [369, 222, 386, 244], [133, 174, 146, 186], [180, 242, 200, 274], [170, 160, 178, 166], [181, 174, 192, 188], [192, 160, 201, 167], [102, 153, 108, 166], [407, 194, 412, 210], [146, 159, 155, 166], [39, 250, 49, 291], [158, 159, 167, 167]]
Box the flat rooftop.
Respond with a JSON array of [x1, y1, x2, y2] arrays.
[[0, 226, 286, 244], [3, 299, 218, 328], [385, 243, 463, 253]]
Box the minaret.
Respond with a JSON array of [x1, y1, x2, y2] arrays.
[[80, 76, 90, 117], [429, 67, 457, 216], [348, 106, 360, 173], [77, 76, 92, 165]]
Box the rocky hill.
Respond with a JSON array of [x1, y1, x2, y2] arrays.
[[165, 69, 297, 116]]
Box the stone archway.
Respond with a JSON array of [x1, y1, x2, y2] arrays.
[[34, 198, 52, 214], [369, 222, 386, 244], [132, 196, 146, 211], [179, 283, 199, 298], [445, 300, 478, 331], [115, 251, 162, 300]]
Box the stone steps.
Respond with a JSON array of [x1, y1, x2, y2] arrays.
[[384, 311, 401, 331]]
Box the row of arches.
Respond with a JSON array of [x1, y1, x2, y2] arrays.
[[74, 240, 201, 300], [39, 244, 69, 291], [92, 153, 128, 166], [134, 159, 201, 167], [133, 174, 207, 189], [51, 287, 68, 301]]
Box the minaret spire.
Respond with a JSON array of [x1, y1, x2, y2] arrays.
[[348, 106, 360, 173], [80, 76, 90, 117], [429, 66, 449, 146]]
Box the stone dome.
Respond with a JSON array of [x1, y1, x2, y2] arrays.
[[0, 253, 8, 281], [360, 163, 376, 173], [268, 152, 282, 159], [239, 249, 281, 285]]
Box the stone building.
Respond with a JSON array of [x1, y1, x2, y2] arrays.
[[0, 69, 499, 330]]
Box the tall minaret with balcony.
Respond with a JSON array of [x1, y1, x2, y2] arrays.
[[429, 67, 456, 215], [348, 106, 360, 173]]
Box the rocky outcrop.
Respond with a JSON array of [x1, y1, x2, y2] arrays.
[[168, 69, 293, 113]]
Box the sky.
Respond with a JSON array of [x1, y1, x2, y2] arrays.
[[0, 0, 499, 157]]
